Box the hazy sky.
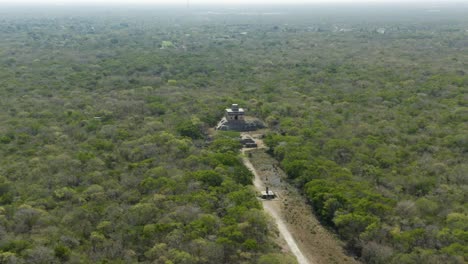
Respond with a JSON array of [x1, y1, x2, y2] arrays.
[[0, 0, 456, 5]]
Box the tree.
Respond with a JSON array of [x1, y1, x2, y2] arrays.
[[176, 121, 203, 139]]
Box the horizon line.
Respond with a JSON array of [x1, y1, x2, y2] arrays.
[[1, 0, 466, 6]]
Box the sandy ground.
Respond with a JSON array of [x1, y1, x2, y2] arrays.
[[242, 133, 358, 264]]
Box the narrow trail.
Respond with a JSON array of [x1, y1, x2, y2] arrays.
[[242, 151, 312, 264]]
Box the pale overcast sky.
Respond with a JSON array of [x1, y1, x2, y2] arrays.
[[0, 0, 458, 5]]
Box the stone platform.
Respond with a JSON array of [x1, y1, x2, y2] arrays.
[[216, 116, 265, 131]]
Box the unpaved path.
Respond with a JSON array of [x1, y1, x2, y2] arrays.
[[242, 155, 311, 264], [241, 133, 358, 264]]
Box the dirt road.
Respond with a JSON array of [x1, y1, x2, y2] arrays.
[[242, 154, 311, 264], [241, 133, 358, 264]]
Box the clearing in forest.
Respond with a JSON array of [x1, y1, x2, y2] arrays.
[[242, 134, 358, 264]]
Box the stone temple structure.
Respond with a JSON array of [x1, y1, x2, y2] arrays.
[[216, 104, 265, 131], [225, 104, 244, 121]]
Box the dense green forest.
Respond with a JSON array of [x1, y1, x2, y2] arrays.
[[0, 4, 467, 263]]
